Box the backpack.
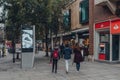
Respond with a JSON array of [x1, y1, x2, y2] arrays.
[[53, 50, 58, 59]]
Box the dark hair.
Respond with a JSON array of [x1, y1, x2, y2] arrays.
[[65, 44, 69, 47]]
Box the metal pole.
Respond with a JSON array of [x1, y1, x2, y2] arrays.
[[109, 20, 112, 62], [2, 27, 5, 57], [12, 38, 15, 63]]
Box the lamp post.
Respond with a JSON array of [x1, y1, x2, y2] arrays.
[[12, 38, 15, 63], [6, 25, 16, 63], [11, 27, 16, 63]]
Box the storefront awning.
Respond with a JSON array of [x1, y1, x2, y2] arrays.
[[95, 21, 110, 29], [95, 19, 120, 34], [71, 27, 89, 33]]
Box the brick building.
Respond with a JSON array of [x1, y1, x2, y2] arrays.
[[61, 0, 120, 62], [51, 0, 89, 49], [51, 0, 120, 62], [91, 0, 120, 62]]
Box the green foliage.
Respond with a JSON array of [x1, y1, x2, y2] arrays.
[[0, 0, 69, 40]]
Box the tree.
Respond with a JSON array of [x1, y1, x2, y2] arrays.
[[0, 0, 70, 57], [0, 0, 53, 57], [50, 0, 68, 44], [0, 0, 44, 40]]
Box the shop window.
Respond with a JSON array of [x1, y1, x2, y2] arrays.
[[79, 0, 89, 24], [63, 9, 71, 30], [99, 32, 110, 43]]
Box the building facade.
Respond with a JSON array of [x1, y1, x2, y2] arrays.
[[92, 0, 120, 62], [51, 0, 89, 49], [51, 0, 120, 63]]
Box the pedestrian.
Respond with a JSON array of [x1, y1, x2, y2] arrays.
[[83, 44, 89, 61], [51, 46, 60, 73], [49, 46, 53, 64], [2, 46, 5, 57], [60, 43, 64, 58], [73, 43, 84, 72], [63, 43, 72, 74]]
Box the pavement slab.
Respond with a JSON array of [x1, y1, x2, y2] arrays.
[[0, 51, 120, 80]]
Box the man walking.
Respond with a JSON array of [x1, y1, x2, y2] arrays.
[[60, 43, 64, 58], [63, 43, 72, 74]]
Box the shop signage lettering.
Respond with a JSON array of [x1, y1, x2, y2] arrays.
[[111, 19, 120, 34], [95, 21, 110, 29]]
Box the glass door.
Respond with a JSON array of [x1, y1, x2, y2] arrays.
[[112, 35, 119, 61]]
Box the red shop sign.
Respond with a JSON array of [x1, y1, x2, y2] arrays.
[[111, 19, 120, 34], [95, 21, 110, 29]]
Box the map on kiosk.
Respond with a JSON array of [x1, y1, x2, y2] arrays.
[[22, 30, 33, 49]]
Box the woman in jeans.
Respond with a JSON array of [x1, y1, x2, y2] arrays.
[[73, 43, 83, 71]]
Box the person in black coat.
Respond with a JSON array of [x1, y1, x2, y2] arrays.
[[73, 43, 83, 71], [60, 43, 64, 58], [83, 45, 89, 61]]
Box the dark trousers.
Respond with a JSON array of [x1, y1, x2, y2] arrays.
[[52, 59, 58, 73], [76, 63, 80, 71], [60, 50, 63, 58]]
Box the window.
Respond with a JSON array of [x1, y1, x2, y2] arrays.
[[79, 0, 89, 24], [99, 31, 110, 43], [63, 9, 71, 30]]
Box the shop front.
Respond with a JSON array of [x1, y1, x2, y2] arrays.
[[77, 30, 89, 45], [111, 19, 120, 61], [94, 19, 120, 62], [63, 33, 76, 47]]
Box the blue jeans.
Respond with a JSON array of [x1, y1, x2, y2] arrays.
[[76, 63, 80, 71]]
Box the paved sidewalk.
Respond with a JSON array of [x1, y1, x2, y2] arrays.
[[0, 51, 120, 80]]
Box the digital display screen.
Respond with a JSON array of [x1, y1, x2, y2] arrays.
[[21, 27, 33, 52]]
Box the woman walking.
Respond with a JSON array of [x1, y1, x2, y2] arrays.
[[51, 46, 60, 73], [73, 43, 84, 71]]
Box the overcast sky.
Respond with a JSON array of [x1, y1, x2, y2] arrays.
[[0, 7, 3, 13], [0, 7, 4, 28]]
